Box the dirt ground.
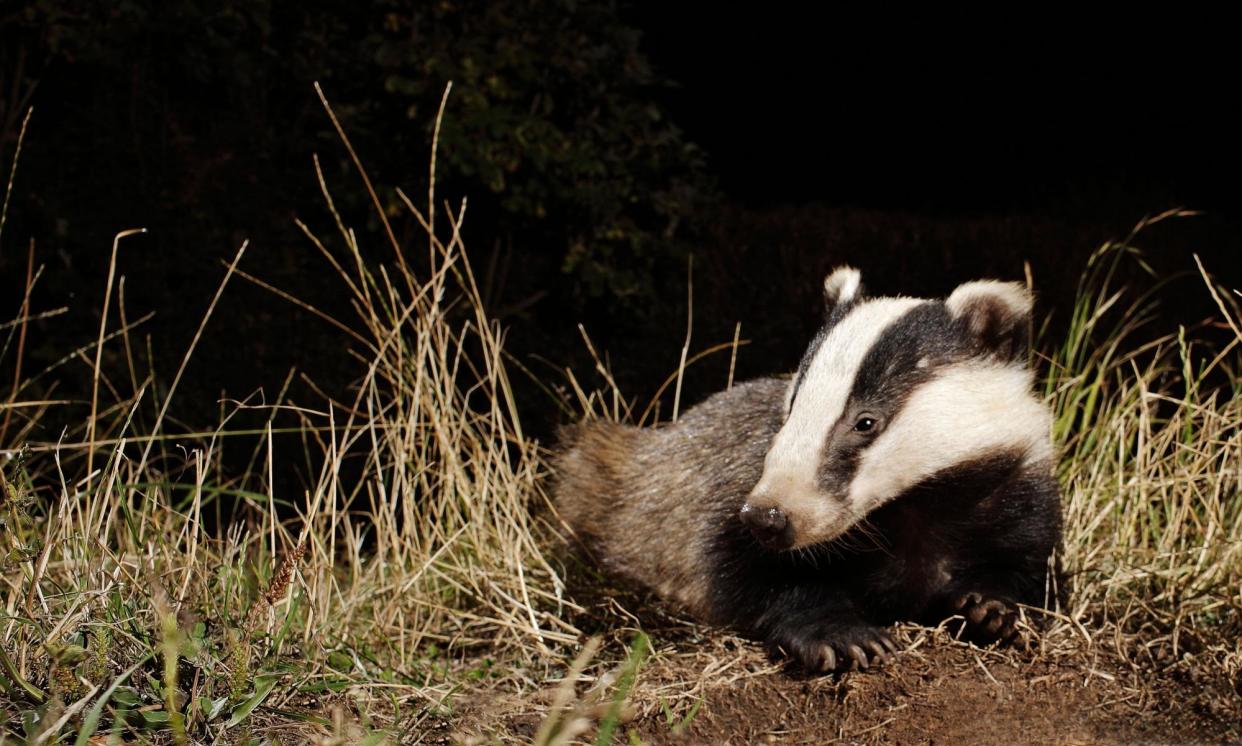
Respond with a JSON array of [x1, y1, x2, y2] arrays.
[[633, 641, 1237, 745], [446, 621, 1241, 746]]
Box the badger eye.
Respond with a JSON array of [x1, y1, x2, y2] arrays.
[[853, 415, 878, 433]]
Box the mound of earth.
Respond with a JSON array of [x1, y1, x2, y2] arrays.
[[450, 624, 1240, 745]]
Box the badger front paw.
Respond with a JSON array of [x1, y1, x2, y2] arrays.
[[768, 622, 897, 673], [951, 591, 1020, 643]]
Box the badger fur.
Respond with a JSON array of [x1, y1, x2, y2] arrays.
[[554, 268, 1063, 672]]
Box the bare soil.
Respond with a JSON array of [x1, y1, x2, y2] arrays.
[[448, 622, 1241, 746], [633, 641, 1237, 745]]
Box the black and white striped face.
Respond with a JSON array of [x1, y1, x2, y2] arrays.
[[740, 268, 1053, 550]]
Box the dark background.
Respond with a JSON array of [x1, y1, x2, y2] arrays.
[[1, 3, 1237, 479], [631, 13, 1240, 214]]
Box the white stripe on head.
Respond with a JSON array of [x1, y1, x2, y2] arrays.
[[847, 361, 1052, 513], [760, 297, 924, 499]]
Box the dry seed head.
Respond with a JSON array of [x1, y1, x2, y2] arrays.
[[244, 540, 307, 634]]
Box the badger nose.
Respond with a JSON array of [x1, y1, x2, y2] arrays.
[[739, 503, 791, 549]]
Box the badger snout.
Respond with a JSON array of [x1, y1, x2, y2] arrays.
[[739, 502, 792, 549]]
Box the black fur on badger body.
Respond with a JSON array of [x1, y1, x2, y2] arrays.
[[553, 269, 1064, 672]]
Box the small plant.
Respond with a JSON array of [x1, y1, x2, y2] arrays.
[[595, 633, 650, 746], [660, 694, 703, 737]]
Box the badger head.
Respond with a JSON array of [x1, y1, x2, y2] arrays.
[[739, 267, 1052, 550]]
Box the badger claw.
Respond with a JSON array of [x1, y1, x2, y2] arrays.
[[847, 644, 870, 670], [952, 592, 1020, 643], [815, 644, 837, 672], [771, 624, 897, 674], [865, 638, 892, 663]]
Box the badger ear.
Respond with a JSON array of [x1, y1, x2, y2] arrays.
[[823, 266, 863, 310], [946, 280, 1033, 360]]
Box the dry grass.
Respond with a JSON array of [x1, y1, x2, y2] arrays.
[[0, 90, 576, 743], [0, 92, 1238, 744], [1049, 214, 1241, 671]]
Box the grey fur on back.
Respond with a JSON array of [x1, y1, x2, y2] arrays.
[[552, 377, 787, 618]]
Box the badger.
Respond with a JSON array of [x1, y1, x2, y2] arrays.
[[553, 268, 1063, 672]]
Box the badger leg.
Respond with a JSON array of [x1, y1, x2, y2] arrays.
[[932, 471, 1063, 646], [932, 537, 1059, 645], [755, 588, 896, 672]]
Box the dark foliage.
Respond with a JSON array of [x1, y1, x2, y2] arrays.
[[0, 0, 713, 448]]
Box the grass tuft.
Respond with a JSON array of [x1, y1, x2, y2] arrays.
[[1047, 211, 1241, 669]]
